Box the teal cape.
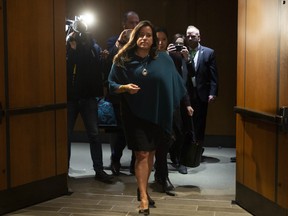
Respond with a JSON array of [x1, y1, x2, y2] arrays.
[[108, 52, 187, 134]]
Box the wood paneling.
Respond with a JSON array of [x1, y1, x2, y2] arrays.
[[236, 0, 288, 213], [245, 0, 278, 112], [56, 110, 68, 174], [0, 0, 7, 190], [278, 133, 288, 208], [196, 0, 237, 136], [237, 0, 279, 201], [10, 112, 56, 187], [4, 0, 68, 185], [0, 0, 68, 213], [7, 0, 54, 107], [242, 0, 278, 201], [243, 121, 276, 200], [54, 0, 68, 175], [55, 0, 67, 104]]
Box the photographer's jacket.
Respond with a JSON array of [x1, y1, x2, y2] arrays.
[[66, 33, 103, 101]]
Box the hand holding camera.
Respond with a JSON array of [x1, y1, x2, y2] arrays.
[[116, 29, 132, 48], [167, 43, 177, 52], [167, 43, 189, 61], [167, 43, 186, 52], [175, 44, 183, 52]]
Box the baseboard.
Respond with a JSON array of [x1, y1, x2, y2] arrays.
[[0, 174, 68, 215], [235, 182, 287, 216]]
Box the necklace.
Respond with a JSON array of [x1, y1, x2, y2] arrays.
[[142, 67, 148, 76], [141, 57, 149, 76]]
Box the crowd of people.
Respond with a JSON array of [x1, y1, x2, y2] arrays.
[[66, 11, 218, 215]]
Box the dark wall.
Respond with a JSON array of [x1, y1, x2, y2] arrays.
[[66, 0, 237, 137]]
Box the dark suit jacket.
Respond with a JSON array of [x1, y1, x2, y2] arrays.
[[66, 33, 104, 101], [192, 45, 218, 102]]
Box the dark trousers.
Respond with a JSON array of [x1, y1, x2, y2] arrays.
[[154, 133, 173, 180], [67, 98, 104, 172], [169, 107, 185, 164], [190, 96, 208, 142]]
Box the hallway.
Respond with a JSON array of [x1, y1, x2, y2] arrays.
[[6, 143, 252, 216]]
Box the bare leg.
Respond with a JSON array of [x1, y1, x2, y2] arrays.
[[135, 150, 155, 210]]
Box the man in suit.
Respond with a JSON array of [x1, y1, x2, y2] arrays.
[[185, 25, 218, 158]]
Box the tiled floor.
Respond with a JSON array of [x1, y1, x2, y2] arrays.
[[6, 143, 253, 216]]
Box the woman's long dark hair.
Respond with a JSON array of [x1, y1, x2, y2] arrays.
[[113, 20, 158, 68]]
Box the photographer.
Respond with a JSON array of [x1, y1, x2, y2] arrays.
[[167, 33, 194, 175], [167, 34, 190, 62], [66, 20, 113, 183]]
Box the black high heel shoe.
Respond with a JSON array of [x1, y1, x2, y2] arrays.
[[139, 208, 150, 215], [137, 188, 155, 207]]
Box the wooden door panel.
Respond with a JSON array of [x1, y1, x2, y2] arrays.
[[0, 113, 6, 191], [7, 0, 54, 107], [54, 0, 67, 175], [5, 0, 67, 187], [241, 0, 279, 201], [244, 120, 276, 200], [0, 0, 6, 191], [245, 0, 278, 112], [54, 0, 67, 104], [0, 0, 67, 213], [278, 134, 288, 208], [237, 0, 288, 214], [10, 112, 56, 187], [279, 0, 288, 107], [55, 110, 67, 174]]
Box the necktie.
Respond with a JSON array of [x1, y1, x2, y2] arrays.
[[190, 50, 196, 59]]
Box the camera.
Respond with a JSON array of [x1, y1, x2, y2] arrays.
[[175, 45, 183, 52]]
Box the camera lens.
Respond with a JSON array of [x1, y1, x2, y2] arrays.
[[175, 45, 183, 52]]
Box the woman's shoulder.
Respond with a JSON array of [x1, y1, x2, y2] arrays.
[[155, 51, 172, 61], [157, 51, 169, 58], [156, 51, 174, 64]]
